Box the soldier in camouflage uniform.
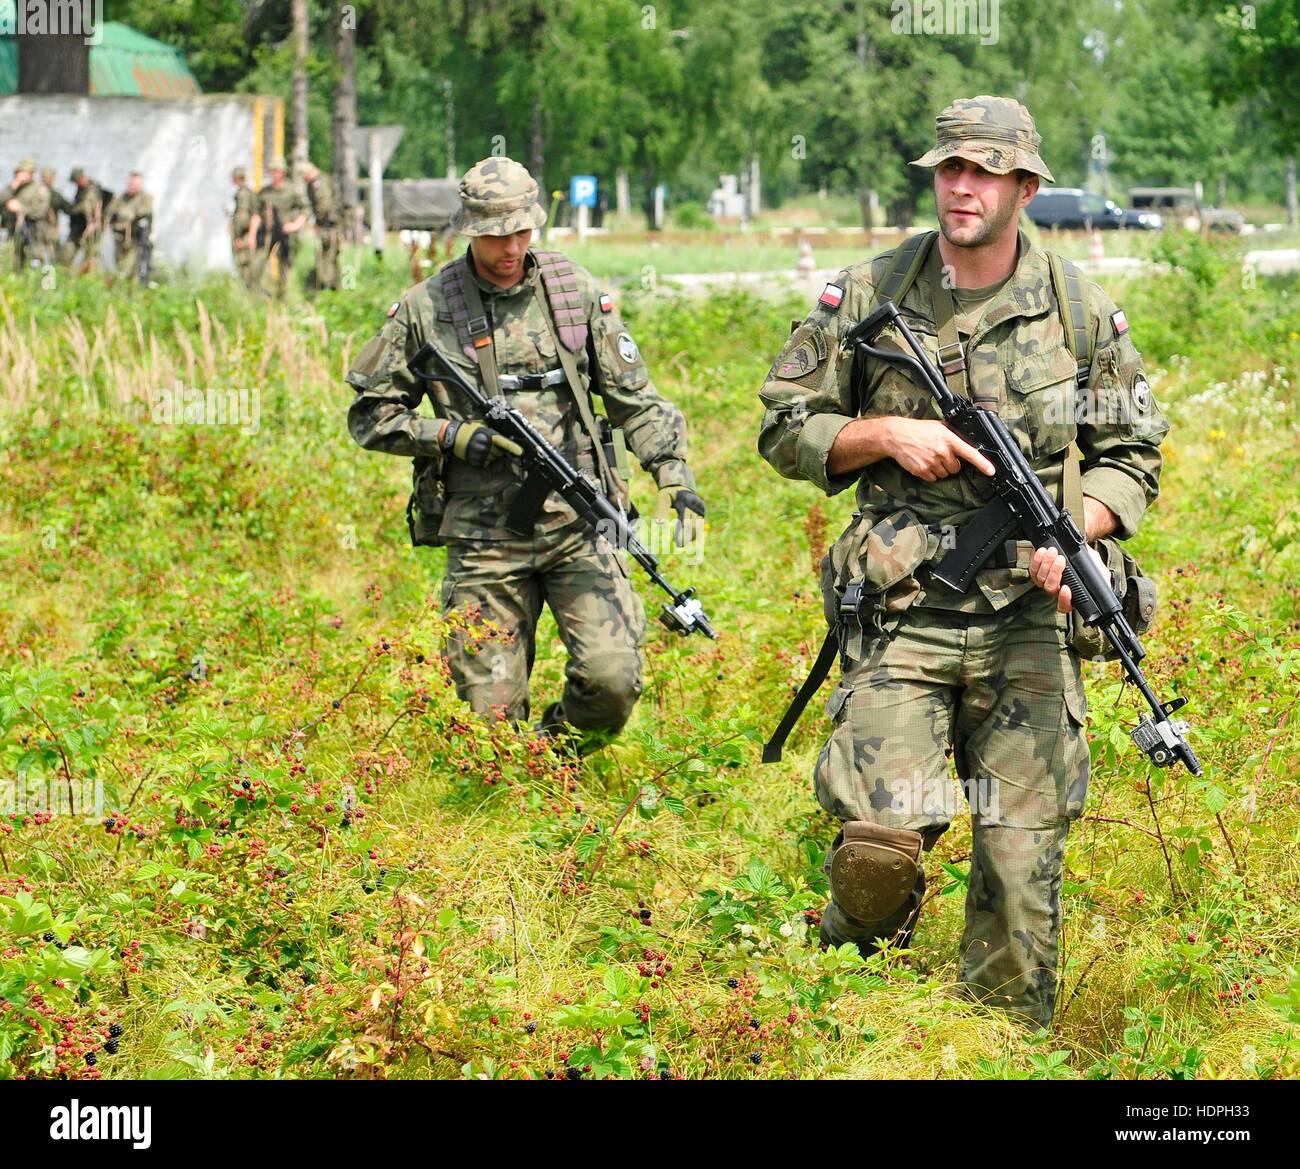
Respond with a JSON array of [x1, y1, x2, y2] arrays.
[[230, 167, 258, 289], [251, 156, 309, 298], [41, 168, 70, 260], [303, 161, 341, 292], [758, 97, 1168, 1028], [64, 168, 106, 271], [2, 157, 52, 271], [106, 172, 154, 282], [347, 156, 703, 748]]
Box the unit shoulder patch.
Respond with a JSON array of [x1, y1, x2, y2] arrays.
[[616, 333, 639, 364]]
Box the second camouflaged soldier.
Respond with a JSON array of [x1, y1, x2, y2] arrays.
[[62, 168, 105, 270], [230, 167, 258, 288], [303, 161, 341, 292], [2, 157, 52, 271], [106, 171, 154, 282], [251, 156, 309, 298], [347, 156, 704, 748], [758, 97, 1168, 1029]]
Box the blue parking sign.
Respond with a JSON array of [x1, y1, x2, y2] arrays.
[[570, 175, 598, 208]]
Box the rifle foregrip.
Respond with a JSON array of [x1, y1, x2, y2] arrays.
[[1059, 561, 1102, 623]]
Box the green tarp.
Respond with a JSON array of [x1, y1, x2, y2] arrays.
[[0, 8, 199, 97]]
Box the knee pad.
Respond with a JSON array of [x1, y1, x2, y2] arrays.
[[830, 821, 924, 925]]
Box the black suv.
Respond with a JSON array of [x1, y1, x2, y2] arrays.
[[1026, 188, 1127, 230]]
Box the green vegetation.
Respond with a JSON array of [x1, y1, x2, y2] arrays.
[[0, 233, 1297, 1079]]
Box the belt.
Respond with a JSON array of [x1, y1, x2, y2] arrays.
[[498, 368, 566, 391]]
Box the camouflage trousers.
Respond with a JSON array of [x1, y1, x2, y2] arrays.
[[314, 225, 341, 290], [232, 240, 258, 289], [814, 589, 1089, 1029], [439, 523, 648, 735]]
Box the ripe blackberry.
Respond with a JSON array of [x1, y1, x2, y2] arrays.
[[84, 1052, 97, 1067], [749, 1052, 762, 1065], [524, 1021, 538, 1034], [104, 1039, 120, 1055], [108, 1023, 123, 1038], [566, 1066, 582, 1081], [43, 932, 55, 943], [726, 978, 739, 989]]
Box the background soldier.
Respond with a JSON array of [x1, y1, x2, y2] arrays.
[[347, 156, 705, 750], [229, 166, 258, 289], [106, 171, 154, 283], [250, 156, 308, 298], [41, 168, 70, 262], [64, 168, 107, 271], [2, 157, 52, 271], [758, 96, 1168, 1029], [303, 160, 340, 292]]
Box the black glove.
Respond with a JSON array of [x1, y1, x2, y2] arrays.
[[441, 420, 523, 468], [654, 486, 706, 548]]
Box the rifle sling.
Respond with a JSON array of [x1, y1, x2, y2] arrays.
[[762, 627, 841, 764]]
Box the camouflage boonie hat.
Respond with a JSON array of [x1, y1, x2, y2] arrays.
[[268, 156, 288, 171], [16, 156, 36, 172], [453, 156, 547, 237], [70, 167, 86, 182], [232, 166, 246, 181], [911, 96, 1055, 183]]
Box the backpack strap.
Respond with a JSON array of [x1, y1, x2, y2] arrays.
[[1046, 252, 1094, 522], [871, 230, 937, 310], [440, 254, 494, 365], [532, 249, 589, 352]]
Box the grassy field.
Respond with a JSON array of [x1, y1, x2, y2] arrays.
[[0, 231, 1297, 1080]]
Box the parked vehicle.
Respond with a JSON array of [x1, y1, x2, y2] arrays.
[[1026, 188, 1126, 230], [1127, 187, 1244, 233]]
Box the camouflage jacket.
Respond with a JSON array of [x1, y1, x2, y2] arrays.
[[230, 186, 256, 238], [71, 181, 104, 223], [107, 191, 153, 236], [4, 178, 50, 222], [347, 248, 693, 543], [48, 186, 73, 217], [256, 184, 308, 235], [307, 174, 338, 228], [758, 230, 1168, 614]]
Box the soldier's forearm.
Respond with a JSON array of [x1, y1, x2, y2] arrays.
[[826, 415, 898, 476], [1083, 495, 1119, 543]]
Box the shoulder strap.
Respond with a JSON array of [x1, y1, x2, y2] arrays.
[[532, 250, 589, 352], [1046, 252, 1094, 520], [439, 254, 502, 396], [871, 230, 937, 310]]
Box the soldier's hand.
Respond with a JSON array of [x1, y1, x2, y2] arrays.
[[877, 417, 996, 481], [653, 485, 706, 549], [441, 420, 524, 468], [1030, 542, 1107, 614]]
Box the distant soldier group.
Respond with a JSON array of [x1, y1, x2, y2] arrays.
[[2, 157, 153, 281], [230, 156, 341, 297]]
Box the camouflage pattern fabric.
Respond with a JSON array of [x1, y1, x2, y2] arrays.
[[347, 249, 693, 543], [307, 172, 340, 290], [230, 183, 258, 288], [758, 226, 1168, 1028], [815, 591, 1087, 1028], [4, 177, 51, 270], [452, 156, 548, 237], [440, 524, 647, 731], [106, 190, 153, 279], [64, 180, 105, 269], [911, 95, 1056, 182], [759, 229, 1167, 619], [347, 246, 694, 735], [255, 182, 309, 296]]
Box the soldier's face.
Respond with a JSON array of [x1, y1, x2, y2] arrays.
[[270, 169, 286, 187], [126, 176, 141, 195], [935, 158, 1036, 248], [470, 229, 532, 286]]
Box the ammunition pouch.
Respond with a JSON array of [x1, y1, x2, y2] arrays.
[[821, 506, 938, 663], [406, 456, 448, 548], [1068, 537, 1158, 661]]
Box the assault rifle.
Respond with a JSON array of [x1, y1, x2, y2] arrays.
[[132, 215, 153, 283], [409, 340, 716, 640], [845, 299, 1199, 775]]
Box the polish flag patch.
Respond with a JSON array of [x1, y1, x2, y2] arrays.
[[599, 292, 614, 314], [387, 301, 401, 318], [818, 283, 844, 312], [1110, 309, 1129, 335]]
